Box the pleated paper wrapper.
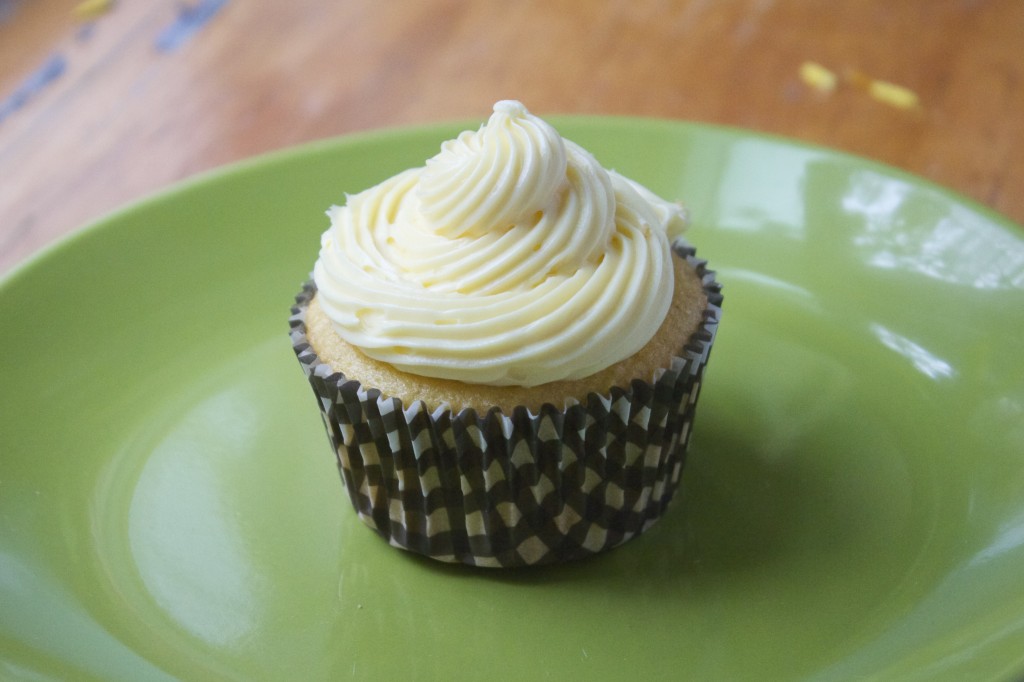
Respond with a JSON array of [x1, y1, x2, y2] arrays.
[[289, 244, 722, 568]]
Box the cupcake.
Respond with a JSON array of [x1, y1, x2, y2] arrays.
[[290, 101, 722, 567]]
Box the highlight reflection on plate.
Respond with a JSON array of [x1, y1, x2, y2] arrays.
[[1, 118, 1022, 681]]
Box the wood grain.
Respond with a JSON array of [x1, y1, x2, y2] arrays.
[[2, 0, 1022, 275]]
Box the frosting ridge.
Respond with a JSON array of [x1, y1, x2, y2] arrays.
[[313, 100, 688, 387]]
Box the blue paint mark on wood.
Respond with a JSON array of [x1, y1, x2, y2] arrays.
[[0, 0, 22, 26], [155, 0, 229, 52], [0, 54, 68, 125], [76, 21, 97, 43]]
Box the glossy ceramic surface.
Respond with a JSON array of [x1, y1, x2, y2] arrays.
[[1, 119, 1023, 681]]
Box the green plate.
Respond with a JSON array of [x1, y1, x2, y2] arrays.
[[2, 118, 1023, 681]]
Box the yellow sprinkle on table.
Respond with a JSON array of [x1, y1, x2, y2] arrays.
[[73, 0, 115, 21], [801, 61, 921, 110], [867, 79, 920, 110], [799, 61, 838, 93]]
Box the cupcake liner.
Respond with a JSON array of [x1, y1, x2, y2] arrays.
[[289, 243, 722, 567]]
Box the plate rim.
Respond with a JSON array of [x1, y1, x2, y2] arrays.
[[3, 114, 1020, 291]]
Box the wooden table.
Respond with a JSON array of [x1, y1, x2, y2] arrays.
[[2, 0, 1022, 276]]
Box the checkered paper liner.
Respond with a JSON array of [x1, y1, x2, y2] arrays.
[[289, 244, 722, 567]]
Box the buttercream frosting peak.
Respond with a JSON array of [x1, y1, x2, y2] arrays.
[[418, 100, 568, 240]]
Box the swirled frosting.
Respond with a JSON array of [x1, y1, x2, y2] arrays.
[[313, 100, 688, 387]]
